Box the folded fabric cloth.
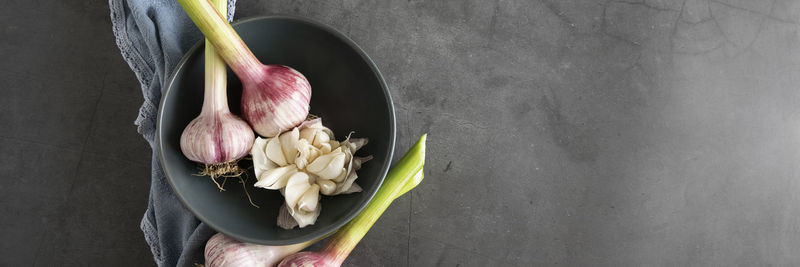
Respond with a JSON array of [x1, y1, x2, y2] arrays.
[[109, 0, 237, 266]]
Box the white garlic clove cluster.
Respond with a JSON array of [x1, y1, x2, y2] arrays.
[[251, 118, 371, 228]]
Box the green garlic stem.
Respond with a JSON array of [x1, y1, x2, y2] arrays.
[[395, 169, 423, 200], [200, 0, 229, 115], [177, 0, 262, 80], [321, 134, 427, 266]]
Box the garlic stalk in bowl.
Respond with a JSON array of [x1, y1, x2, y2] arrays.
[[251, 118, 371, 228], [178, 0, 254, 188]]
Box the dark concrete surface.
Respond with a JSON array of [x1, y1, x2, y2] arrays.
[[2, 0, 800, 266]]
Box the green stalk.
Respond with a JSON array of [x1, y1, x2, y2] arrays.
[[177, 0, 262, 80], [265, 174, 419, 265], [321, 134, 427, 266], [394, 169, 423, 200], [200, 0, 228, 115]]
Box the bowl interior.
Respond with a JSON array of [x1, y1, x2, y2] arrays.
[[158, 16, 395, 245]]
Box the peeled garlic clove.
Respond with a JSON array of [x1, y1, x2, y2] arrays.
[[254, 165, 297, 190], [312, 131, 330, 147], [320, 143, 332, 154], [279, 127, 300, 164], [299, 127, 317, 142], [343, 149, 353, 166], [290, 203, 320, 228], [329, 140, 340, 150], [251, 137, 277, 178], [251, 137, 268, 160], [294, 139, 316, 170], [317, 180, 336, 195], [310, 150, 322, 162], [305, 151, 336, 173], [321, 127, 335, 140], [307, 152, 346, 179], [284, 172, 311, 208], [278, 198, 320, 229], [296, 152, 317, 170], [256, 164, 292, 182], [333, 168, 348, 183], [298, 184, 320, 212], [265, 137, 287, 166], [284, 182, 321, 228]]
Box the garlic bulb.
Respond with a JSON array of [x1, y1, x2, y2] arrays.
[[251, 118, 371, 228], [178, 0, 254, 185], [204, 232, 322, 267], [180, 111, 254, 165], [177, 0, 312, 138]]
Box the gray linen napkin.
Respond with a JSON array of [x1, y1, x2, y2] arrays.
[[108, 0, 237, 266]]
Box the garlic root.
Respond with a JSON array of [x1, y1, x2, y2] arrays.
[[194, 159, 246, 191]]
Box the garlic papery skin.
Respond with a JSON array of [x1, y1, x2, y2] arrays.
[[180, 111, 254, 165], [250, 118, 370, 228], [178, 0, 254, 182], [240, 66, 311, 137], [204, 233, 323, 267], [277, 252, 332, 267], [177, 0, 312, 138]]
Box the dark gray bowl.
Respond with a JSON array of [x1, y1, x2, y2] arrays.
[[157, 15, 395, 245]]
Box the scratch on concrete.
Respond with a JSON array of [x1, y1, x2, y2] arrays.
[[616, 0, 682, 12], [709, 0, 799, 25], [705, 0, 775, 57], [542, 0, 576, 28], [487, 0, 500, 44], [669, 0, 689, 53], [601, 0, 643, 47], [706, 0, 736, 46]]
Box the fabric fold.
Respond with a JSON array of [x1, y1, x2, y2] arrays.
[[108, 0, 237, 265]]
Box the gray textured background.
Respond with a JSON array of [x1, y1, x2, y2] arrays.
[[3, 0, 800, 266]]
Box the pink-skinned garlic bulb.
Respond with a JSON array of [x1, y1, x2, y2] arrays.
[[178, 0, 311, 137], [204, 233, 323, 267], [179, 0, 254, 188], [240, 66, 311, 137]]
